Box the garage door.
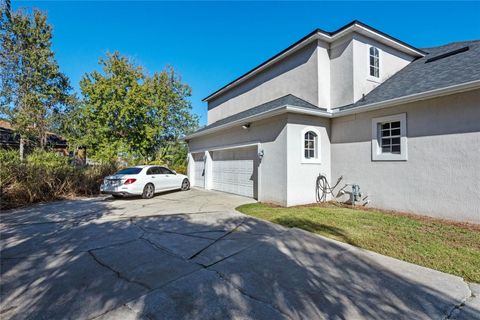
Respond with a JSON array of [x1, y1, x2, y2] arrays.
[[192, 153, 205, 188], [211, 147, 257, 198]]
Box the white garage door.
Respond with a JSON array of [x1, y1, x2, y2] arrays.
[[212, 147, 257, 198], [192, 153, 205, 188]]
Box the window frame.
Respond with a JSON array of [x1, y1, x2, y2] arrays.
[[301, 127, 321, 164], [159, 167, 175, 175], [369, 46, 380, 79], [146, 167, 161, 175], [371, 113, 407, 161]]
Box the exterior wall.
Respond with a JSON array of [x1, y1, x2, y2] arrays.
[[351, 33, 414, 103], [187, 114, 289, 206], [331, 90, 480, 223], [285, 114, 331, 206], [206, 33, 416, 125], [207, 42, 322, 124], [330, 35, 354, 108], [316, 41, 331, 109]]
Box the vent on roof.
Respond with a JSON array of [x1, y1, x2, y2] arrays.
[[425, 46, 469, 63]]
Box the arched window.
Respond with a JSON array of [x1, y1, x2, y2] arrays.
[[304, 131, 318, 159], [369, 46, 380, 78]]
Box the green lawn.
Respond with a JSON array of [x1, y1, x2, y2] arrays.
[[236, 203, 480, 283]]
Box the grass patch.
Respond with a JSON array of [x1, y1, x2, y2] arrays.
[[236, 202, 480, 283]]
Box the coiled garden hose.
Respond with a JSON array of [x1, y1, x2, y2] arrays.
[[316, 174, 342, 203]]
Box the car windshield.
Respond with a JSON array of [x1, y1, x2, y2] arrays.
[[115, 167, 143, 175]]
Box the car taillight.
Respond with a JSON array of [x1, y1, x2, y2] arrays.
[[124, 178, 136, 185]]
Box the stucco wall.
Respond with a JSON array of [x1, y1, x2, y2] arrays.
[[286, 114, 331, 206], [330, 35, 354, 108], [352, 33, 414, 104], [207, 42, 321, 124], [187, 114, 289, 205], [206, 33, 416, 124], [331, 89, 480, 223]]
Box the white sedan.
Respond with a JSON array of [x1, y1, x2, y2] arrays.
[[100, 165, 190, 199]]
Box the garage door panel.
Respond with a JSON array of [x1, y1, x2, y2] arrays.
[[192, 153, 205, 188], [211, 147, 256, 198]]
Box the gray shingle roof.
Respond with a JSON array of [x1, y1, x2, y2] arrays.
[[338, 40, 480, 110], [192, 94, 322, 135]]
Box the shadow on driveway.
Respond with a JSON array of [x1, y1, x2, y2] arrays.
[[0, 192, 476, 319]]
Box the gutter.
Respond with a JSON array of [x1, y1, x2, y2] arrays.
[[186, 80, 480, 140], [183, 105, 331, 140]]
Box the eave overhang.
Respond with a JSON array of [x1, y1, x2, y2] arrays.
[[185, 80, 480, 141]]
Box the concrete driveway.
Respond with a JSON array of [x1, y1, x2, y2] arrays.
[[1, 189, 478, 319]]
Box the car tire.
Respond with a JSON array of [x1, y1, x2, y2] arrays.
[[112, 194, 123, 199], [142, 183, 155, 199], [181, 178, 190, 191]]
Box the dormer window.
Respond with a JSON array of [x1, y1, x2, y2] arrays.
[[369, 46, 380, 78]]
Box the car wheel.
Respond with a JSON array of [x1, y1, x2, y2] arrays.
[[181, 178, 190, 191], [142, 183, 155, 199], [112, 194, 123, 199]]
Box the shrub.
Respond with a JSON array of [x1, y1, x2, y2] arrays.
[[0, 149, 118, 209]]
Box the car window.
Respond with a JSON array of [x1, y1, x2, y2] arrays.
[[115, 167, 143, 175], [159, 167, 174, 174], [146, 167, 161, 175]]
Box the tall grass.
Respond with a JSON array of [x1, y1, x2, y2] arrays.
[[0, 149, 117, 210]]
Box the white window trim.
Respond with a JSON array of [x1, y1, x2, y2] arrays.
[[367, 46, 381, 81], [301, 127, 321, 164], [371, 113, 407, 161]]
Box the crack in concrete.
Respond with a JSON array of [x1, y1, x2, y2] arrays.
[[89, 268, 204, 320], [183, 229, 230, 234], [200, 239, 262, 268], [443, 280, 474, 320], [187, 219, 245, 260], [209, 268, 293, 320], [0, 236, 143, 260], [152, 229, 221, 241], [139, 236, 187, 260], [2, 209, 108, 227], [87, 250, 152, 291]]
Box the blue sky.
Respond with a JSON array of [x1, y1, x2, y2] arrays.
[[14, 1, 480, 125]]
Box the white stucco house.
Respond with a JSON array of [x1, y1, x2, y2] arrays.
[[185, 20, 480, 223]]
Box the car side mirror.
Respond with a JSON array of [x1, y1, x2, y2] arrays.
[[172, 170, 177, 174]]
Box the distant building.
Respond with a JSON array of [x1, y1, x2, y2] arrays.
[[0, 119, 86, 164]]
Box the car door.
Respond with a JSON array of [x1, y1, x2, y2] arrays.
[[146, 167, 166, 191], [159, 167, 179, 189]]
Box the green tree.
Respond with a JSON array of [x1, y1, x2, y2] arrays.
[[75, 52, 197, 163], [150, 140, 189, 174], [0, 2, 72, 158]]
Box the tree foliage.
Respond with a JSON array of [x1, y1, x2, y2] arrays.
[[66, 52, 198, 163], [0, 3, 72, 148], [1, 3, 197, 168]]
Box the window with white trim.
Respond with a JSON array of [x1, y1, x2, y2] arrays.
[[369, 46, 380, 78], [380, 121, 401, 154], [371, 113, 407, 161], [304, 131, 317, 159]]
